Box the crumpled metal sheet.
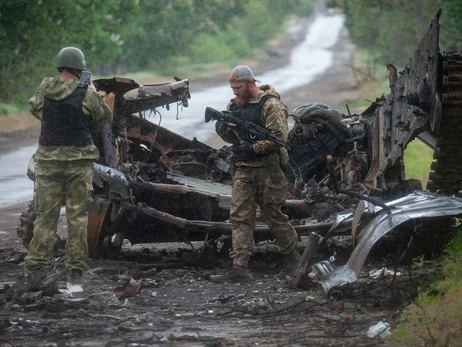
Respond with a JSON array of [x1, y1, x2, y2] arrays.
[[93, 163, 129, 199], [167, 172, 233, 196], [319, 191, 462, 295]]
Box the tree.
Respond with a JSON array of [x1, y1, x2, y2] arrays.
[[116, 0, 247, 72], [440, 0, 462, 51], [0, 0, 139, 103], [338, 0, 446, 69]]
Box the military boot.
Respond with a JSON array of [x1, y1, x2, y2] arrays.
[[210, 265, 251, 283]]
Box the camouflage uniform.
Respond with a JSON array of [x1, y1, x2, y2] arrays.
[[225, 85, 299, 267], [25, 76, 112, 271]]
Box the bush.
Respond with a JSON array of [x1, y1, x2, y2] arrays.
[[189, 30, 251, 64], [0, 104, 8, 116], [0, 102, 23, 116]]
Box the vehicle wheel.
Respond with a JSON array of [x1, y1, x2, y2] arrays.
[[100, 233, 124, 259], [327, 286, 345, 301], [17, 200, 36, 248], [16, 200, 64, 255]]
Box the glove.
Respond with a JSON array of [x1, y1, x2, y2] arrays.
[[215, 120, 228, 136], [233, 142, 257, 161]]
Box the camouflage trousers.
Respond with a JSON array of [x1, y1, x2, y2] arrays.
[[25, 160, 94, 271], [229, 159, 299, 267]]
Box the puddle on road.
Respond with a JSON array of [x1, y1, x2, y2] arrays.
[[0, 144, 35, 206], [0, 174, 25, 182]]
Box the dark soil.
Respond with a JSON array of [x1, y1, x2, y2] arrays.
[[0, 14, 424, 347], [1, 235, 429, 347]]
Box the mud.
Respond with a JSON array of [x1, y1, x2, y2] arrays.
[[0, 14, 425, 347], [1, 236, 430, 347]]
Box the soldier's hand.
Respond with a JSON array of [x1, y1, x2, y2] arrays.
[[233, 142, 257, 160], [215, 120, 229, 136]]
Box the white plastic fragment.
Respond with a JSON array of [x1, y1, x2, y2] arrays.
[[367, 321, 391, 339], [369, 267, 402, 279]]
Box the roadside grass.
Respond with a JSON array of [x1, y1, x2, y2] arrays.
[[118, 61, 237, 86], [404, 140, 433, 189], [0, 63, 229, 133], [0, 102, 27, 116], [345, 77, 390, 114], [0, 105, 38, 133], [389, 229, 462, 346]]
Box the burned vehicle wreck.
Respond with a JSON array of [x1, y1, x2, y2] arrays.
[[285, 10, 462, 296], [17, 11, 462, 297]]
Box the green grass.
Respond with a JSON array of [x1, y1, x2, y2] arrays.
[[345, 77, 390, 112], [404, 139, 433, 188], [389, 229, 462, 346], [0, 103, 36, 133], [0, 102, 25, 116]]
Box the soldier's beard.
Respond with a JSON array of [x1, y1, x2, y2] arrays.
[[233, 86, 252, 107]]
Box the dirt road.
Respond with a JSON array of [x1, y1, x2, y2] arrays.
[[0, 14, 414, 347]]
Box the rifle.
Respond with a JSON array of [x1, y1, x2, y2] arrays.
[[204, 107, 286, 147]]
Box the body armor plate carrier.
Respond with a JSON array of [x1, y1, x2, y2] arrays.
[[39, 85, 92, 147]]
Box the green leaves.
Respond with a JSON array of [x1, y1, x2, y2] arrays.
[[337, 0, 462, 68], [0, 0, 140, 103]]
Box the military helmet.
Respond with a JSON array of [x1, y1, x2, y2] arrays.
[[55, 47, 86, 70]]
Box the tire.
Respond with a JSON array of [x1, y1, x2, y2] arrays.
[[16, 200, 64, 256], [17, 200, 36, 248]]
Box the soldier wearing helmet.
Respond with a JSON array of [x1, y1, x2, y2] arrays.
[[24, 47, 112, 290], [55, 46, 87, 76]]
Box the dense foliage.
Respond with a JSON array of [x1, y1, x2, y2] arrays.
[[326, 0, 462, 69], [0, 0, 313, 105], [0, 0, 140, 104]]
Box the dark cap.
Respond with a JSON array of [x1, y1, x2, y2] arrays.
[[229, 65, 260, 82]]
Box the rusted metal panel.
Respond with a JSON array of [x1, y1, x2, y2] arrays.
[[365, 11, 440, 187], [93, 78, 190, 116], [87, 197, 111, 258]]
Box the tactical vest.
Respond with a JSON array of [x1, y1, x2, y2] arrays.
[[39, 85, 92, 146], [229, 95, 276, 143]]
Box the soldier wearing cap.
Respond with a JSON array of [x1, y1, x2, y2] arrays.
[[211, 65, 300, 283], [24, 47, 112, 288]]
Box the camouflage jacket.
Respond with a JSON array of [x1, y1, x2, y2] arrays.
[[29, 76, 112, 162], [225, 84, 289, 167]]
